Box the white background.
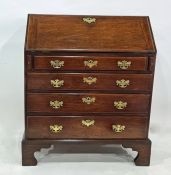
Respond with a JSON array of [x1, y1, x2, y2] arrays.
[[0, 0, 171, 174]]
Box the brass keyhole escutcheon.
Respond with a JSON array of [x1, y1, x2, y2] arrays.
[[82, 119, 95, 127], [82, 97, 96, 105], [83, 17, 96, 24]]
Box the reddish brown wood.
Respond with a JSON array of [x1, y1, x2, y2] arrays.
[[25, 15, 156, 54], [27, 73, 153, 91], [22, 137, 151, 166], [26, 116, 148, 139], [33, 56, 148, 71], [27, 93, 150, 114], [122, 139, 151, 166], [22, 138, 51, 166], [23, 15, 157, 166]]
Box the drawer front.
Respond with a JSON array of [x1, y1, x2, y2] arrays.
[[27, 73, 152, 91], [26, 116, 148, 139], [27, 93, 150, 114], [33, 56, 148, 71]]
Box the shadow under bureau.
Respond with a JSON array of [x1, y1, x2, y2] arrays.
[[22, 14, 157, 166]]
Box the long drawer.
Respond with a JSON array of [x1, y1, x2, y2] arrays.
[[27, 73, 153, 91], [33, 56, 148, 71], [26, 116, 148, 139], [27, 93, 150, 114]]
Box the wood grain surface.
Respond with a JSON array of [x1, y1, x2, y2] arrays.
[[26, 116, 148, 139], [27, 93, 150, 114], [27, 73, 153, 91], [25, 15, 156, 53]]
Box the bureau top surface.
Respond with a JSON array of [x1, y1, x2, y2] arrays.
[[25, 14, 156, 54]]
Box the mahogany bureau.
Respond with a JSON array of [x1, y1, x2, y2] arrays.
[[22, 14, 157, 166]]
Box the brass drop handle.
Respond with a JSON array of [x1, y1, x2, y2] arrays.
[[51, 79, 64, 88], [83, 77, 97, 85], [50, 124, 63, 133], [116, 79, 130, 88], [50, 100, 63, 109], [82, 97, 96, 105], [84, 60, 98, 68], [83, 17, 96, 24], [114, 101, 127, 109], [82, 119, 95, 127], [50, 60, 64, 69], [112, 124, 125, 133], [117, 60, 131, 70]]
